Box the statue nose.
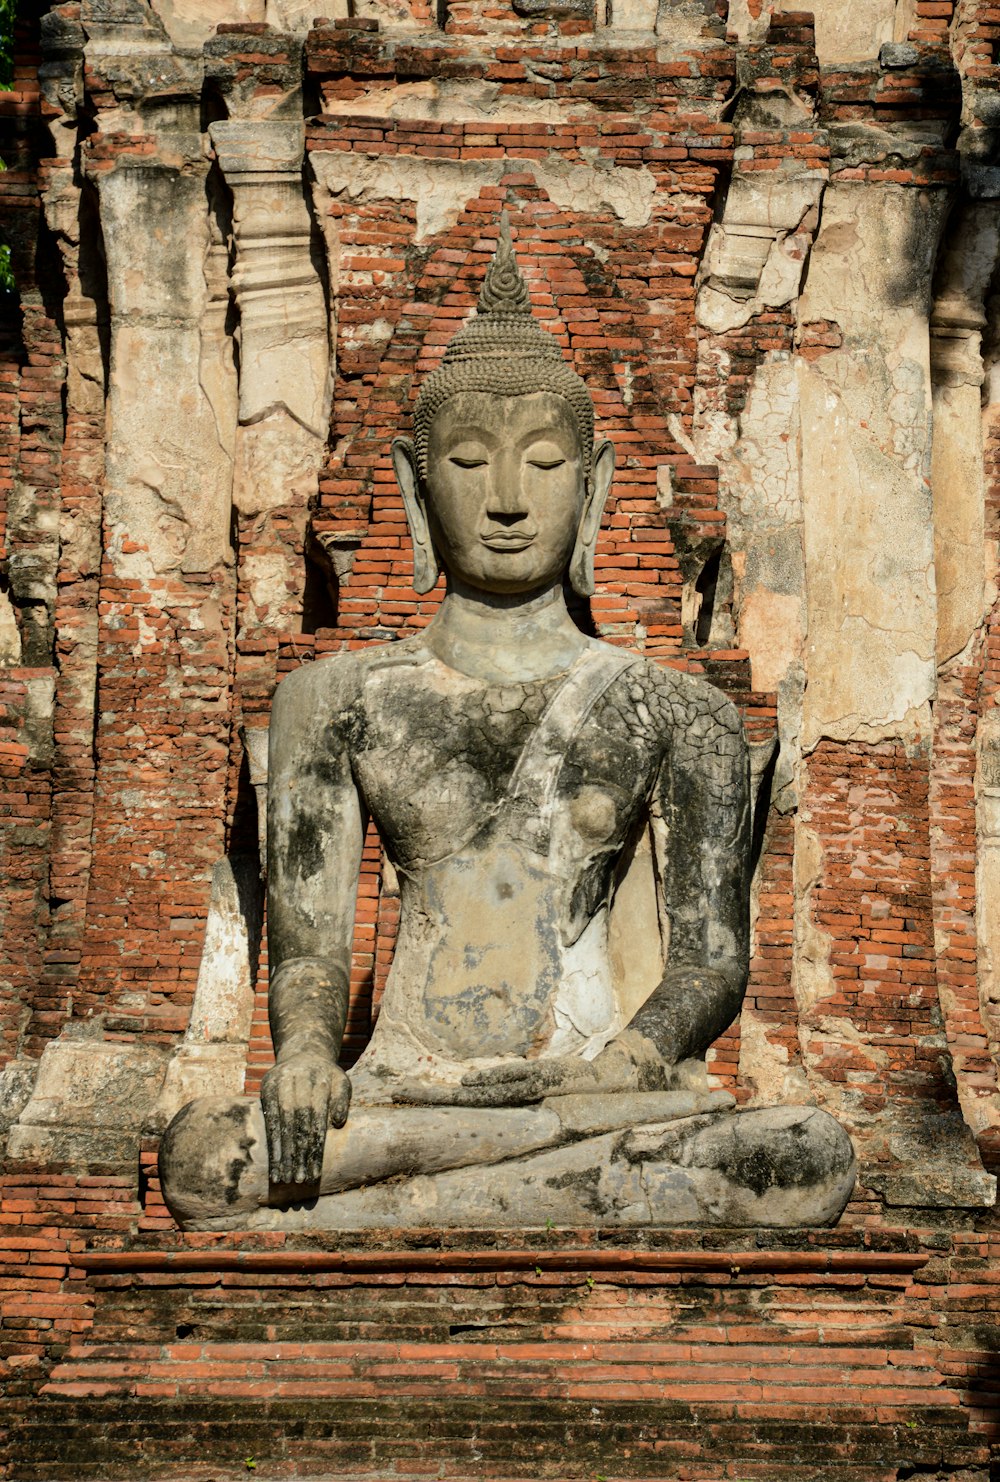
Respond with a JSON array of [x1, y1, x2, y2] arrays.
[[487, 453, 531, 520]]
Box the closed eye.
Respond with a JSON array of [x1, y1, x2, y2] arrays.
[[450, 455, 488, 469], [527, 458, 566, 470]]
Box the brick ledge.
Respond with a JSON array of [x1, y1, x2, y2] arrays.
[[74, 1246, 929, 1275]]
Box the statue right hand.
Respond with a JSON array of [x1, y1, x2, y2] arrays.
[[260, 1052, 351, 1186], [590, 1029, 675, 1093]]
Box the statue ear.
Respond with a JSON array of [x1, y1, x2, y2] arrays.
[[570, 437, 614, 598], [392, 437, 440, 596]]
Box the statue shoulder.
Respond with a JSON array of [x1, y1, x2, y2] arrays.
[[635, 657, 746, 753], [271, 636, 429, 730], [272, 652, 361, 718]]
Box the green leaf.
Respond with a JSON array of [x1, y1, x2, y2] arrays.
[[0, 0, 15, 93]]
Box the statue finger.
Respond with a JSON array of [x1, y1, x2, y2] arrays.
[[303, 1123, 325, 1184], [275, 1112, 296, 1185], [460, 1062, 532, 1088], [282, 1103, 305, 1184], [310, 1088, 333, 1175], [451, 1085, 509, 1106], [329, 1070, 352, 1128], [273, 1091, 301, 1184], [453, 1079, 542, 1107], [291, 1103, 316, 1185], [281, 1103, 299, 1184], [270, 1071, 307, 1181], [392, 1079, 463, 1105], [260, 1080, 283, 1177], [265, 1112, 283, 1182]]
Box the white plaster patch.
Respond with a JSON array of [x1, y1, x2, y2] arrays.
[[739, 590, 802, 694], [806, 0, 895, 63], [97, 155, 236, 578], [534, 156, 656, 231], [232, 410, 327, 518], [265, 0, 345, 29], [792, 820, 835, 1013], [720, 356, 802, 537], [792, 186, 943, 749], [310, 153, 656, 243], [151, 0, 264, 47], [737, 1008, 813, 1106], [698, 232, 811, 334], [311, 155, 498, 243], [321, 81, 593, 122], [240, 548, 301, 628], [0, 584, 21, 665], [799, 359, 936, 748]]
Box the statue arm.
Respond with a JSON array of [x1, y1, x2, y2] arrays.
[[262, 660, 367, 1184], [625, 676, 751, 1066]]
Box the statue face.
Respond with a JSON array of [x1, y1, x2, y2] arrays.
[[423, 391, 587, 596]]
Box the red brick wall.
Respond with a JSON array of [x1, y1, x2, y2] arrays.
[[1, 1165, 998, 1480], [797, 743, 944, 1118], [0, 0, 994, 1135], [0, 0, 995, 1153]]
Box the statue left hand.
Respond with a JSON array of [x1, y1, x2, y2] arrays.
[[452, 1055, 601, 1106], [402, 1031, 674, 1108]]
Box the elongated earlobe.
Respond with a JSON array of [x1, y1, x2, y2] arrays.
[[570, 438, 615, 598], [392, 437, 440, 596]]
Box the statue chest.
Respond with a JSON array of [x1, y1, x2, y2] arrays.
[[349, 667, 655, 878]]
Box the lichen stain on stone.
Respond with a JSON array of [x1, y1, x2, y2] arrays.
[[543, 1162, 605, 1217], [717, 1115, 844, 1197], [285, 810, 325, 881]]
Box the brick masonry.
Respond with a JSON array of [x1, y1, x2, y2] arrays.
[[3, 1188, 1000, 1481]]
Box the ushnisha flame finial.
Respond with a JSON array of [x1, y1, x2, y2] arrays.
[[476, 211, 532, 316], [412, 212, 595, 473]]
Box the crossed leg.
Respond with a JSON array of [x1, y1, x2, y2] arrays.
[[159, 1090, 855, 1231]]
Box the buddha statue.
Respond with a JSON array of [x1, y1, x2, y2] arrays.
[[160, 218, 855, 1230]]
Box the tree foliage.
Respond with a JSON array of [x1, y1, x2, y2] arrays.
[[0, 2, 14, 291], [0, 0, 14, 92]]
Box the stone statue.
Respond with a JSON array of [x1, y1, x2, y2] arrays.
[[161, 217, 855, 1230]]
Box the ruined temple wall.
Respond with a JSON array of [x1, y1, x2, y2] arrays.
[[0, 0, 999, 1201], [0, 10, 60, 1075]]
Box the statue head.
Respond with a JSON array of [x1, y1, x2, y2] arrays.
[[392, 214, 615, 598]]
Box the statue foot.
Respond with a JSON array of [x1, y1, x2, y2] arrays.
[[632, 1103, 857, 1227]]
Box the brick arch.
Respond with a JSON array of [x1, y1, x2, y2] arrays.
[[305, 178, 710, 653]]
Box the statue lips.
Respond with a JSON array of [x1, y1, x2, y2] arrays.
[[481, 531, 536, 551]]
